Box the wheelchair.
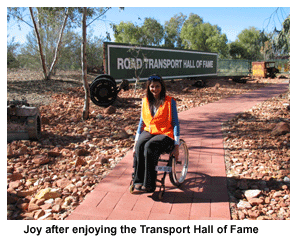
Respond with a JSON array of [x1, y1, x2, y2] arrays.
[[129, 139, 189, 200]]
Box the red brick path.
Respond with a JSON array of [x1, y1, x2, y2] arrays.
[[66, 82, 289, 220]]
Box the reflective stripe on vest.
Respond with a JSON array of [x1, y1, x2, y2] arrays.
[[142, 96, 174, 139]]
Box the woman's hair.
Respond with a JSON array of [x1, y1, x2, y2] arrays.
[[145, 74, 166, 115]]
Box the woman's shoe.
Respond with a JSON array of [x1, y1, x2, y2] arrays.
[[134, 184, 142, 191], [130, 183, 146, 194]]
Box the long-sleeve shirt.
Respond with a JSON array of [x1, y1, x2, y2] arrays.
[[135, 98, 180, 145]]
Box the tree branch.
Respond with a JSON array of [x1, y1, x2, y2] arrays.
[[29, 7, 48, 80], [86, 7, 111, 27], [47, 8, 69, 79]]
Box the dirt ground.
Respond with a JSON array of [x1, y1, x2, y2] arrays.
[[7, 69, 290, 220]]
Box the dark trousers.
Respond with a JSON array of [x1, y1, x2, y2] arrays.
[[133, 131, 174, 191]]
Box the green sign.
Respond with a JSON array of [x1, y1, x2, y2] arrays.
[[104, 42, 218, 81]]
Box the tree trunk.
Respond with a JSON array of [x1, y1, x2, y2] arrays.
[[81, 7, 90, 120], [29, 7, 48, 80], [47, 8, 69, 80]]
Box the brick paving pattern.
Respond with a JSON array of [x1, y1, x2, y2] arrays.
[[66, 82, 289, 220]]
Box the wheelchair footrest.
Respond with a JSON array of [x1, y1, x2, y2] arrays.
[[158, 159, 169, 163], [155, 166, 172, 173]]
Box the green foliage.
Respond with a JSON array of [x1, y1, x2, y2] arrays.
[[56, 31, 82, 70], [7, 38, 20, 68], [112, 13, 229, 58], [112, 17, 164, 46], [8, 8, 291, 72], [86, 35, 104, 68], [235, 27, 261, 60], [228, 42, 248, 59], [164, 13, 186, 48], [112, 21, 142, 45], [275, 15, 290, 55], [8, 7, 110, 74], [141, 18, 164, 46], [180, 13, 228, 58], [15, 29, 103, 71]]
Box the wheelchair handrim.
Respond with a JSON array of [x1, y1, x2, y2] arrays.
[[172, 140, 189, 184]]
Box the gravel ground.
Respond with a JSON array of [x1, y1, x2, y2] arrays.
[[7, 69, 290, 220], [222, 90, 290, 220]]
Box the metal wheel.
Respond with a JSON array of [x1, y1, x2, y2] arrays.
[[169, 139, 189, 187], [158, 190, 164, 200], [90, 76, 117, 107], [158, 184, 165, 200]]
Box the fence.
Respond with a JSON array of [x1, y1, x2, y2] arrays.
[[218, 59, 251, 76], [217, 59, 289, 77], [270, 59, 290, 73]]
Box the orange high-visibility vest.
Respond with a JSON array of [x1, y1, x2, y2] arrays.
[[142, 96, 174, 139]]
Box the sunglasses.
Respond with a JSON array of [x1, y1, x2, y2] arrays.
[[148, 75, 161, 81]]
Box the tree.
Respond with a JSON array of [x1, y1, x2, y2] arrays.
[[228, 42, 248, 59], [29, 7, 48, 79], [235, 27, 261, 60], [86, 35, 104, 69], [205, 24, 228, 57], [126, 45, 148, 95], [140, 18, 164, 46], [112, 21, 141, 44], [81, 7, 90, 120], [164, 12, 186, 48], [8, 7, 118, 120], [56, 31, 82, 70], [112, 17, 164, 46], [7, 37, 20, 68], [80, 7, 120, 120], [180, 13, 203, 49], [48, 8, 69, 78], [180, 13, 228, 57], [259, 31, 275, 60], [8, 7, 70, 80], [275, 15, 290, 55]]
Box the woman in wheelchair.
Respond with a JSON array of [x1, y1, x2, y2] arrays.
[[131, 74, 180, 193]]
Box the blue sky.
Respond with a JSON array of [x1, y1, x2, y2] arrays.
[[7, 6, 290, 45]]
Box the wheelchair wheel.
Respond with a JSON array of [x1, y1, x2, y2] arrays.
[[169, 139, 189, 187]]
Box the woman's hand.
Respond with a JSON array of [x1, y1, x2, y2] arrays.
[[171, 145, 179, 159], [132, 142, 137, 156]]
